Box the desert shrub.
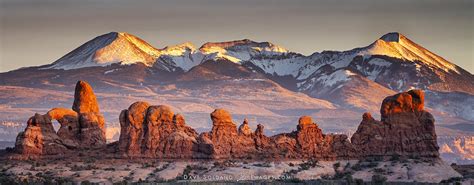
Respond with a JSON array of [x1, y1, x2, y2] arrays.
[[440, 177, 462, 184], [176, 165, 193, 180], [333, 162, 341, 170], [154, 163, 170, 173], [104, 167, 115, 171], [183, 165, 192, 176], [345, 174, 354, 183], [367, 161, 379, 168], [81, 180, 92, 185], [351, 163, 362, 171], [344, 162, 351, 170], [371, 174, 387, 183], [390, 154, 400, 161], [5, 147, 14, 153], [35, 172, 43, 177], [113, 180, 127, 185], [142, 163, 151, 168], [287, 177, 303, 183], [84, 158, 96, 163], [299, 159, 319, 170], [0, 175, 15, 185], [333, 171, 351, 180], [373, 168, 385, 173], [354, 178, 364, 185], [124, 176, 133, 181], [253, 162, 272, 168]]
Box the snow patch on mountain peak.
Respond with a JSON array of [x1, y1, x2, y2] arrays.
[[320, 69, 356, 87], [199, 39, 289, 63], [161, 42, 197, 56]]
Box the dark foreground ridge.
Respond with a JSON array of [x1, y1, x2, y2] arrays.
[[12, 81, 439, 160]]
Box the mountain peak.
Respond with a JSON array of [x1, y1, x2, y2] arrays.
[[161, 42, 197, 56], [379, 32, 404, 42], [46, 32, 160, 70], [163, 42, 196, 50], [200, 39, 288, 54], [199, 39, 257, 50], [361, 32, 460, 74]]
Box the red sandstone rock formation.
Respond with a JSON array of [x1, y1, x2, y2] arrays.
[[15, 87, 439, 160], [351, 89, 439, 158], [116, 89, 438, 160], [14, 81, 106, 155], [117, 102, 199, 158], [73, 81, 100, 114], [14, 114, 67, 155]]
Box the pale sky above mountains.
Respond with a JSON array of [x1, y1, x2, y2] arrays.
[[0, 0, 472, 73]]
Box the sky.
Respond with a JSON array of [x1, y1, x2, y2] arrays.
[[0, 0, 473, 73]]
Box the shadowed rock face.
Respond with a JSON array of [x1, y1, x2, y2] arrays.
[[352, 89, 439, 158], [14, 114, 67, 155], [14, 81, 106, 155]]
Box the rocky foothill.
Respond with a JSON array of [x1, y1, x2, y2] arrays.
[[12, 81, 439, 160]]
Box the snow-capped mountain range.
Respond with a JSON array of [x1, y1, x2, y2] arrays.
[[42, 31, 473, 95]]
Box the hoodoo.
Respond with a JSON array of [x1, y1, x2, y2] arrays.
[[14, 81, 106, 155]]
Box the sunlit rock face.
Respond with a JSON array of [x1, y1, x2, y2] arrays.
[[117, 109, 358, 160], [14, 81, 106, 155], [14, 87, 440, 160], [351, 89, 439, 158]]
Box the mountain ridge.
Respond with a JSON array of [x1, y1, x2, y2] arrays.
[[40, 32, 470, 80]]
